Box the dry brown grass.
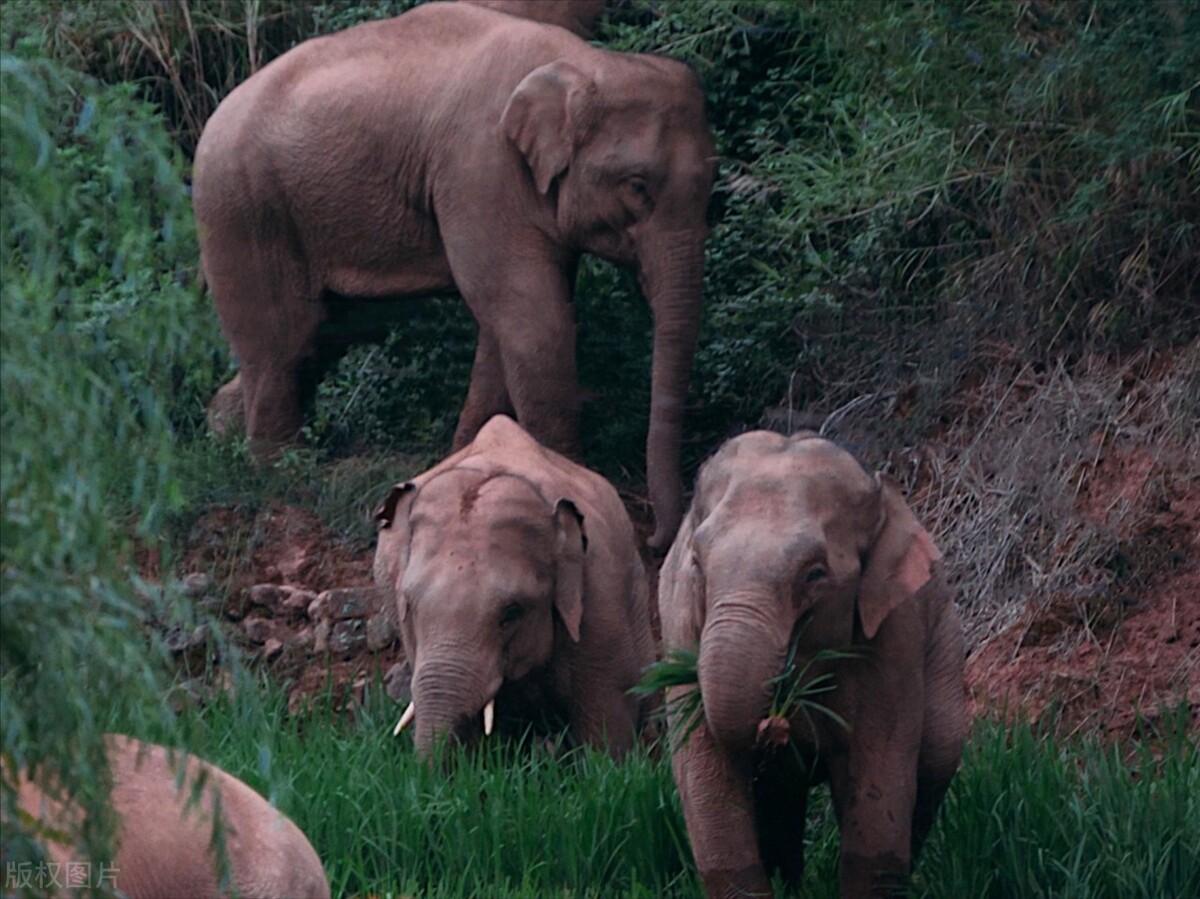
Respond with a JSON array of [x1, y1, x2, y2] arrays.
[[824, 340, 1199, 650]]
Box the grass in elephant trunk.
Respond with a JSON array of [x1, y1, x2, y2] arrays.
[[634, 643, 859, 752]]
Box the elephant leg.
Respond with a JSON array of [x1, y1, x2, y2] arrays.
[[207, 243, 323, 452], [452, 252, 581, 459], [754, 752, 809, 887], [494, 301, 580, 459], [827, 747, 916, 899], [672, 712, 772, 899], [566, 681, 639, 760], [240, 358, 308, 454], [454, 328, 514, 450]]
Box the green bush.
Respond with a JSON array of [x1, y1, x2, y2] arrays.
[[0, 52, 220, 867], [597, 0, 1199, 449]]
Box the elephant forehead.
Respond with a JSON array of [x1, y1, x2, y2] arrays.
[[715, 435, 874, 500], [699, 440, 878, 547], [403, 524, 555, 603], [414, 469, 554, 528], [404, 472, 557, 599]]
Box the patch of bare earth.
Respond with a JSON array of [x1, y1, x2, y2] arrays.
[[965, 450, 1199, 740], [178, 501, 403, 712], [952, 344, 1200, 740]]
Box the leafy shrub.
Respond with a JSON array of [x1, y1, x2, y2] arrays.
[[5, 0, 421, 154], [599, 0, 1199, 450], [308, 297, 477, 455], [0, 53, 220, 866]]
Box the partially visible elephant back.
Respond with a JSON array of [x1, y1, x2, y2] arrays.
[[461, 0, 606, 38], [15, 736, 331, 899]]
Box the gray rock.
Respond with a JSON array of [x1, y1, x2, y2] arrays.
[[385, 661, 413, 704], [309, 586, 380, 622], [262, 638, 285, 662], [242, 615, 273, 644], [313, 620, 332, 654], [181, 572, 216, 598], [366, 612, 398, 652], [327, 620, 366, 659], [164, 624, 208, 655], [281, 587, 319, 615], [249, 583, 292, 607]]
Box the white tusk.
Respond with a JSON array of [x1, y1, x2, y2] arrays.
[[483, 699, 495, 737], [392, 702, 415, 737]]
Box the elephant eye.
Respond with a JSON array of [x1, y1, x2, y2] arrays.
[[804, 565, 829, 584], [499, 602, 525, 626], [624, 176, 652, 207]]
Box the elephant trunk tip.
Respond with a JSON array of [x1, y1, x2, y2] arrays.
[[646, 477, 683, 553], [648, 517, 679, 555]]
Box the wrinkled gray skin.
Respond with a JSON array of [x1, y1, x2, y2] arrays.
[[193, 0, 715, 550], [374, 415, 656, 759], [659, 432, 966, 899], [463, 0, 606, 38], [15, 736, 330, 899]]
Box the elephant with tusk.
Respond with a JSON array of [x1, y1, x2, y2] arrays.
[[375, 415, 656, 759]]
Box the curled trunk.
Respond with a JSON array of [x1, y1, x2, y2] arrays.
[[697, 600, 789, 752]]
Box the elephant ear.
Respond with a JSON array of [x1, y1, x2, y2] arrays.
[[375, 482, 416, 530], [502, 60, 597, 196], [374, 482, 418, 621], [553, 498, 587, 642], [658, 505, 706, 647], [858, 473, 942, 640]]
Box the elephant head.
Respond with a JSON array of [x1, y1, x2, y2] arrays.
[[663, 431, 942, 752], [502, 53, 717, 550], [374, 468, 587, 757]]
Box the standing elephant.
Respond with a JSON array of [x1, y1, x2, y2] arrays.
[[373, 414, 656, 759], [192, 0, 716, 550], [462, 0, 606, 38], [658, 431, 966, 899], [13, 735, 330, 899]]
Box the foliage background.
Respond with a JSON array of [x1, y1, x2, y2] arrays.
[[1, 0, 1197, 894]]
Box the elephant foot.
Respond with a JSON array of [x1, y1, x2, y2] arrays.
[[207, 374, 246, 437], [700, 866, 773, 899]]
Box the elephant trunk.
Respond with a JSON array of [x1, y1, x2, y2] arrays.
[[697, 593, 790, 752], [409, 650, 498, 758], [643, 231, 706, 552]]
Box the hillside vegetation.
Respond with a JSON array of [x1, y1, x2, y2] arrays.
[[2, 1, 1197, 896]]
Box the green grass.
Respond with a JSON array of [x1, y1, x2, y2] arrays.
[[110, 684, 1199, 899], [115, 682, 697, 898]]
